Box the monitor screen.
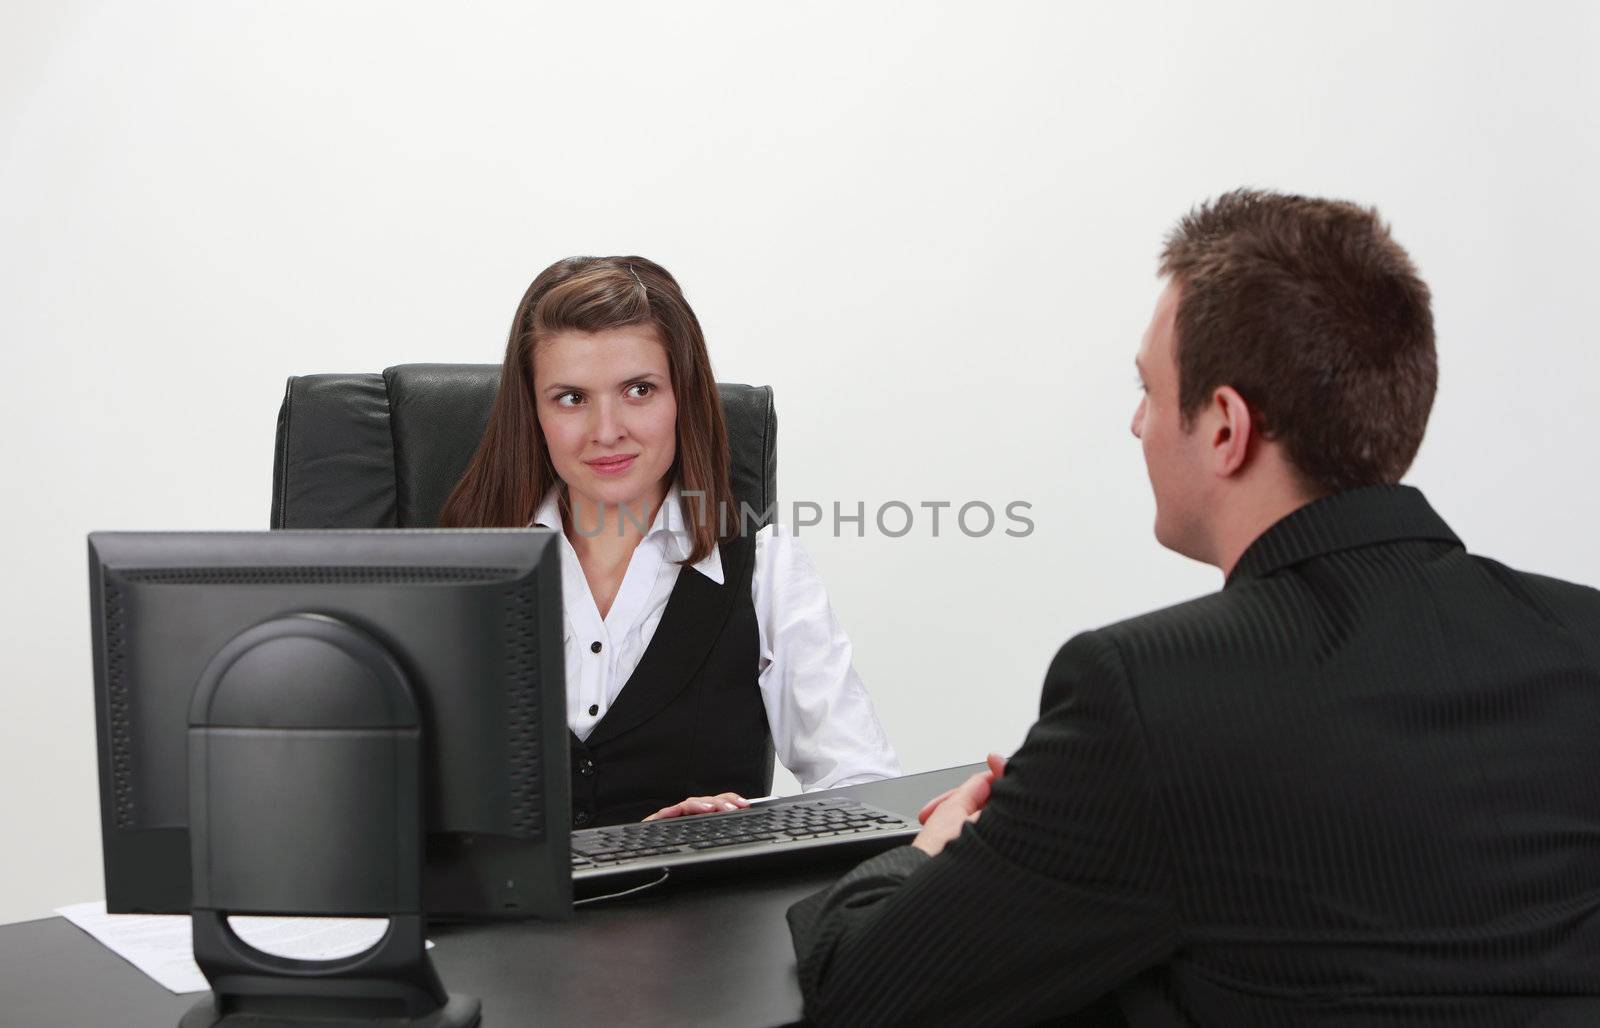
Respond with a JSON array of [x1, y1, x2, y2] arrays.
[[87, 529, 569, 920]]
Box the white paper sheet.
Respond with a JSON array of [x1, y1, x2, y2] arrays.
[[56, 900, 430, 994]]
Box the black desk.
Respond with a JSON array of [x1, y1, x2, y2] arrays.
[[0, 765, 978, 1027]]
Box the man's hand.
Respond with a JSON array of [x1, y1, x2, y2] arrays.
[[912, 753, 1006, 857], [643, 792, 751, 821]]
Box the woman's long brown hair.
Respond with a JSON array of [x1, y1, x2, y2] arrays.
[[438, 256, 734, 565]]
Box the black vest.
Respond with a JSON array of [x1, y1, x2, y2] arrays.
[[569, 533, 772, 827]]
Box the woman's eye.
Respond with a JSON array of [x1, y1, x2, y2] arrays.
[[555, 391, 584, 407], [627, 382, 654, 399]]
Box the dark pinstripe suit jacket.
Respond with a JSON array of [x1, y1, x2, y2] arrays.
[[789, 486, 1600, 1026]]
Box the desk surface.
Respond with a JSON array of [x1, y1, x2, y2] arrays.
[[0, 765, 977, 1028]]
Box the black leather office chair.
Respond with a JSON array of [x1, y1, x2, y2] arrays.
[[269, 363, 780, 791], [271, 363, 777, 530]]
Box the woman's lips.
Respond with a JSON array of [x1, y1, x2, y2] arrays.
[[584, 454, 637, 476]]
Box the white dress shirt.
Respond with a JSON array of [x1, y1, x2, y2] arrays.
[[532, 485, 900, 792]]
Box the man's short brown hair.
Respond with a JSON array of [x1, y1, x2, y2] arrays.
[[1161, 189, 1437, 493]]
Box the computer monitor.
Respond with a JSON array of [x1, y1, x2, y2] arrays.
[[87, 528, 569, 1027]]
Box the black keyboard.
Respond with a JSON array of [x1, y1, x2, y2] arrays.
[[570, 797, 918, 877]]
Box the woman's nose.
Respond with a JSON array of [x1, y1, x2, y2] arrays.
[[590, 399, 625, 445]]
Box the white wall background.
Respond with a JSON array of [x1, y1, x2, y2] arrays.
[[2, 0, 1596, 925]]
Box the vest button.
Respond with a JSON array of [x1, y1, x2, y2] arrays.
[[590, 640, 602, 654], [579, 758, 596, 777], [574, 810, 592, 827]]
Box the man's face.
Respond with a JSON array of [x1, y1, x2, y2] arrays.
[[1131, 279, 1213, 562]]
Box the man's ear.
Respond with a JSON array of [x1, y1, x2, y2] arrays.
[[1208, 386, 1254, 478]]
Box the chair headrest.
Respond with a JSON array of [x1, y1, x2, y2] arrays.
[[272, 363, 777, 530]]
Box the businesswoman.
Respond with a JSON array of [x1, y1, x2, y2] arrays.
[[440, 256, 899, 827]]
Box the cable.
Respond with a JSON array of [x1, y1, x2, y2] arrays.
[[573, 868, 672, 907]]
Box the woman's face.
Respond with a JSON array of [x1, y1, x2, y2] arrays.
[[532, 322, 678, 519]]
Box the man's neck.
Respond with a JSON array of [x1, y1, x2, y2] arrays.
[[1211, 483, 1323, 578]]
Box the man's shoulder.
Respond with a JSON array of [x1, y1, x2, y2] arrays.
[[1074, 549, 1600, 693], [1473, 556, 1600, 616], [1041, 588, 1273, 716], [1080, 584, 1274, 664]]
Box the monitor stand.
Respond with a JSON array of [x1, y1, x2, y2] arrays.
[[181, 911, 479, 1028], [180, 614, 480, 1028]]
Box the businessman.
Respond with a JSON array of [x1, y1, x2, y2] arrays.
[[788, 190, 1600, 1026]]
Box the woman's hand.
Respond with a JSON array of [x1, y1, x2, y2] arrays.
[[643, 792, 751, 821]]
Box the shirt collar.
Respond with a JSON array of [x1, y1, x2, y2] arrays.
[[530, 483, 724, 585], [1226, 484, 1460, 588]]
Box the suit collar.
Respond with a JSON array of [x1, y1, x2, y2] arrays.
[[1226, 485, 1459, 587]]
